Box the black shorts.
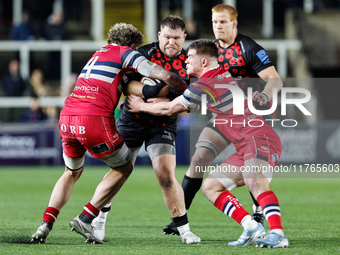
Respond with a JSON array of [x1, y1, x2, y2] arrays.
[[116, 115, 177, 150]]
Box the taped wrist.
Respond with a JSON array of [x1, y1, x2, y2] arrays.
[[142, 83, 167, 98]]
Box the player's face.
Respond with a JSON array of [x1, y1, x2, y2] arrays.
[[212, 11, 235, 41], [185, 49, 202, 77], [158, 26, 187, 58]]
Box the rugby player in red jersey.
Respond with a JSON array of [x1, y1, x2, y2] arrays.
[[127, 39, 288, 248], [173, 4, 284, 232], [30, 22, 187, 244]]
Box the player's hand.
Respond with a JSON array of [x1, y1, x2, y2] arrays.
[[147, 97, 170, 103], [127, 94, 144, 112], [252, 91, 269, 106]]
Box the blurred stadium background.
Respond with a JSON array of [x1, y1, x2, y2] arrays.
[[0, 0, 340, 167]]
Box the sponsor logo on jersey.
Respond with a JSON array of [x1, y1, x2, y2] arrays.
[[216, 71, 231, 81], [260, 146, 268, 151], [272, 153, 279, 162], [96, 47, 110, 53], [240, 40, 245, 53], [75, 86, 99, 93], [256, 50, 270, 64]]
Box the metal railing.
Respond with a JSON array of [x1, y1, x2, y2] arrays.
[[0, 39, 302, 108]]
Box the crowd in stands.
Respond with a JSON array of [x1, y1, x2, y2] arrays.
[[0, 1, 72, 124], [0, 59, 60, 124]]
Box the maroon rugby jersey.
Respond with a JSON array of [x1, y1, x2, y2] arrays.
[[181, 65, 273, 143], [61, 44, 153, 117]]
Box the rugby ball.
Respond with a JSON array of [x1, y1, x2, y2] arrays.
[[140, 77, 161, 86]]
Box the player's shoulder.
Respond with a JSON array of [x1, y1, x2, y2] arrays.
[[138, 42, 159, 57], [178, 48, 188, 58], [237, 33, 262, 49], [236, 33, 254, 42]]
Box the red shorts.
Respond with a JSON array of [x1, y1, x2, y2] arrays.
[[59, 115, 124, 158], [224, 131, 282, 168]]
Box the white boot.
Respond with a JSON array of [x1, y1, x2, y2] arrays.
[[91, 211, 108, 242]]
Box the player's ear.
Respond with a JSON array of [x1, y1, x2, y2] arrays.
[[201, 58, 207, 67], [233, 20, 238, 29], [183, 33, 187, 40]]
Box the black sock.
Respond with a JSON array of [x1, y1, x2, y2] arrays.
[[173, 213, 188, 228], [181, 175, 203, 210], [79, 212, 93, 223], [250, 191, 260, 207]]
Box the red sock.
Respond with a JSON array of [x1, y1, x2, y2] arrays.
[[257, 190, 283, 230], [214, 191, 249, 224], [82, 203, 100, 220], [42, 207, 60, 224]]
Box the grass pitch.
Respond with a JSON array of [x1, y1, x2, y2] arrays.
[[0, 165, 339, 254]]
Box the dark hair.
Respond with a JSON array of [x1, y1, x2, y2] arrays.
[[188, 39, 218, 59], [107, 23, 144, 47], [160, 15, 185, 32]]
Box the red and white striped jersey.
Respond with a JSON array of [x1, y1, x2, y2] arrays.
[[61, 44, 155, 117]]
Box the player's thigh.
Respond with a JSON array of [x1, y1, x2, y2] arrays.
[[145, 127, 176, 161], [152, 154, 177, 185], [188, 126, 230, 178], [198, 124, 230, 153], [116, 115, 146, 149]]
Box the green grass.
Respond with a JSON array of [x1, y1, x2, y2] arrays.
[[0, 166, 340, 254]]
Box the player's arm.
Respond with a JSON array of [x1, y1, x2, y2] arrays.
[[148, 64, 187, 94], [124, 50, 187, 95], [127, 94, 187, 116], [252, 66, 283, 106], [124, 79, 170, 98]]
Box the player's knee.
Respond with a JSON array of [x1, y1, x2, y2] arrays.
[[193, 140, 219, 165], [157, 172, 175, 189], [101, 143, 132, 169], [210, 172, 237, 191], [115, 161, 133, 178]]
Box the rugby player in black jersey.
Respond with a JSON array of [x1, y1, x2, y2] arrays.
[[91, 15, 200, 244]]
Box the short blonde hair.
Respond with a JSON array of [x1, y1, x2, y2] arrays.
[[212, 4, 238, 21], [107, 23, 144, 48]]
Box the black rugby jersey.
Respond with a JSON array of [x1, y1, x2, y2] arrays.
[[120, 42, 189, 127], [215, 33, 273, 109]]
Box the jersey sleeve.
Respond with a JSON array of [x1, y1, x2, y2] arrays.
[[180, 82, 204, 110], [121, 49, 156, 77], [244, 37, 273, 74]]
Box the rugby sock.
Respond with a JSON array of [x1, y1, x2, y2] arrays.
[[79, 203, 100, 223], [42, 207, 60, 228], [181, 175, 203, 210], [100, 203, 111, 213], [173, 213, 190, 235], [214, 191, 249, 224], [257, 190, 283, 234]]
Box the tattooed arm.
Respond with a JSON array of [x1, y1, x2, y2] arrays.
[[148, 64, 188, 94]]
